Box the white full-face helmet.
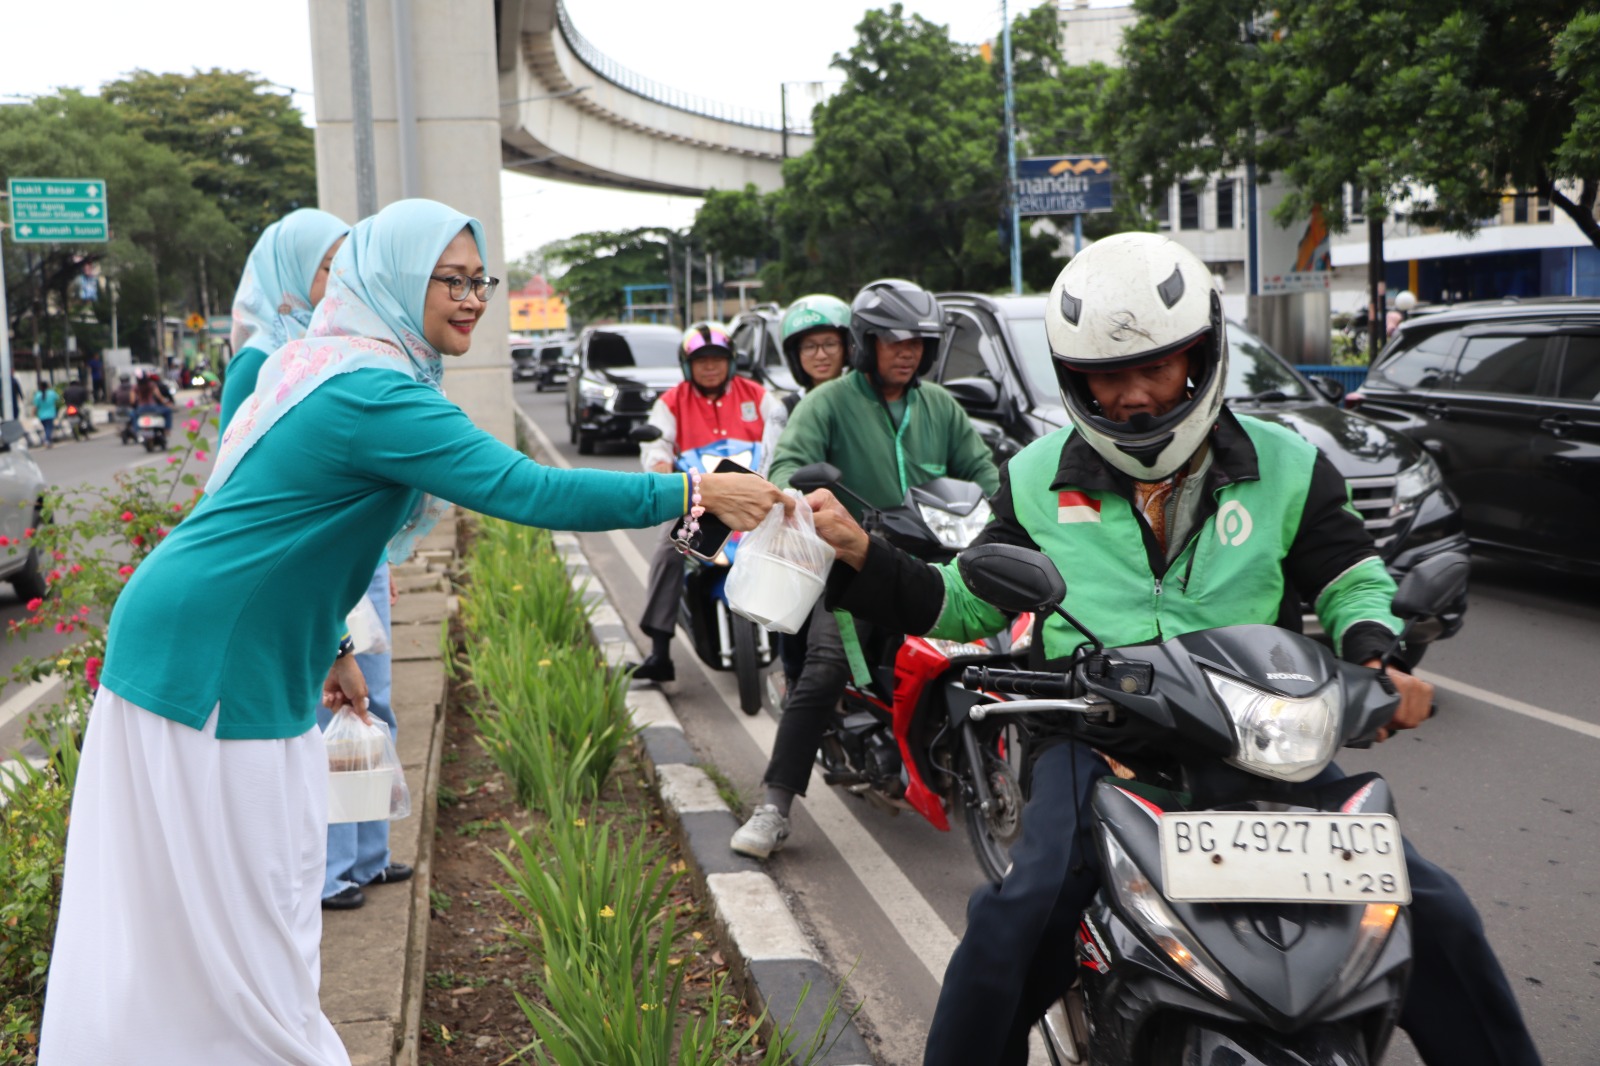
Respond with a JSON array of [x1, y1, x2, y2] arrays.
[[1044, 232, 1226, 481]]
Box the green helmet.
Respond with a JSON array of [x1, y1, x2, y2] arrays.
[[780, 294, 851, 388]]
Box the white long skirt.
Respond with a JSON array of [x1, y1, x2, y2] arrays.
[[39, 687, 350, 1066]]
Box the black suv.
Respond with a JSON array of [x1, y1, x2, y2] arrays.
[[933, 293, 1471, 646], [565, 323, 683, 455], [727, 303, 801, 405], [1352, 297, 1600, 571]]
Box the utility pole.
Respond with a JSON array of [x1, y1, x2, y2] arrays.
[[392, 0, 421, 198], [1001, 0, 1022, 295], [347, 0, 379, 219], [780, 83, 788, 161], [0, 218, 12, 424]]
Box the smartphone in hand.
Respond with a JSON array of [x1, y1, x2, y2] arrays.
[[682, 457, 763, 562]]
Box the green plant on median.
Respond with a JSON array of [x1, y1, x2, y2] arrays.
[[453, 514, 855, 1064]]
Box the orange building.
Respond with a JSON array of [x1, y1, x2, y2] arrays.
[[508, 276, 569, 333]]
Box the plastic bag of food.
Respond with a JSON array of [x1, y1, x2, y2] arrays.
[[725, 490, 836, 634], [345, 594, 391, 656], [324, 705, 411, 822]]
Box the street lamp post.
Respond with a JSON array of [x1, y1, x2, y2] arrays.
[[1001, 0, 1022, 295]]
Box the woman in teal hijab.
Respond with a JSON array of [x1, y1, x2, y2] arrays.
[[220, 207, 350, 431], [40, 198, 786, 1066]]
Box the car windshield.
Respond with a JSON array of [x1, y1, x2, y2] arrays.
[[1007, 315, 1310, 403], [587, 330, 680, 370]]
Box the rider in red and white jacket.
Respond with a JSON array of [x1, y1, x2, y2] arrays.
[[629, 322, 786, 682]]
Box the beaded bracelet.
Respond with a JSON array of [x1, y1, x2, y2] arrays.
[[673, 471, 706, 552]]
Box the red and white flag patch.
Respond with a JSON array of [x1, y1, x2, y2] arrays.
[[1058, 491, 1101, 524]]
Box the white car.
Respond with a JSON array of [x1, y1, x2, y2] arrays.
[[0, 424, 48, 601]]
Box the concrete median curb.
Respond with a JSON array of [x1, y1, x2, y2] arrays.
[[545, 520, 875, 1066]]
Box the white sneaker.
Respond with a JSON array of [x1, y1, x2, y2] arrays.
[[731, 804, 791, 859]]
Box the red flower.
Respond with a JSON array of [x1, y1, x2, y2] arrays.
[[76, 605, 90, 618], [51, 550, 65, 561], [25, 598, 42, 612], [155, 527, 167, 538], [69, 563, 82, 574], [120, 511, 135, 522], [85, 656, 102, 687], [0, 536, 9, 547], [54, 622, 69, 634], [131, 535, 144, 546], [117, 565, 134, 578], [23, 528, 34, 538], [46, 569, 62, 582]]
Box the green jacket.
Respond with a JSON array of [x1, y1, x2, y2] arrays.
[[768, 370, 1000, 512], [832, 409, 1401, 666]]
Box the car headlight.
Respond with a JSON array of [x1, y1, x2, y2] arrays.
[[1391, 454, 1442, 516], [579, 380, 617, 407], [1205, 670, 1339, 783], [1101, 831, 1228, 999], [918, 498, 992, 549]]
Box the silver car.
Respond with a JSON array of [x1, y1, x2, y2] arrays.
[[0, 424, 49, 601]]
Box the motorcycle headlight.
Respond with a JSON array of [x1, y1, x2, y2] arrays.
[[918, 498, 992, 550], [579, 379, 617, 406], [1205, 670, 1339, 783], [1391, 454, 1442, 516], [1101, 831, 1229, 1000]]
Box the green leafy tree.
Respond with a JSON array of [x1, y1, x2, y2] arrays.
[[0, 92, 240, 367], [1104, 0, 1600, 249], [691, 184, 780, 266], [541, 228, 678, 325], [102, 70, 318, 254]]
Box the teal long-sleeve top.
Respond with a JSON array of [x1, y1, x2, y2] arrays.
[[101, 368, 689, 740], [218, 346, 270, 432]]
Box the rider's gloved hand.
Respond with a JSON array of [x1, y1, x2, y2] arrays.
[[1365, 659, 1434, 742]]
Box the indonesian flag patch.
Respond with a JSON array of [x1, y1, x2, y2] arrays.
[[1058, 491, 1102, 524]]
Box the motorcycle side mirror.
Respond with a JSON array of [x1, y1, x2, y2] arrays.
[[788, 462, 842, 493], [958, 544, 1067, 614], [1391, 550, 1470, 621], [628, 423, 663, 444]]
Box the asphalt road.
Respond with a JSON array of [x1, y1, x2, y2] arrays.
[[516, 380, 1600, 1066]]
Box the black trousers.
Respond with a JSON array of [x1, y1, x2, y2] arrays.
[[925, 742, 1544, 1066], [762, 602, 847, 795], [639, 521, 683, 641]]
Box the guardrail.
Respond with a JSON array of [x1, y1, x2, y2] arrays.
[[554, 0, 808, 134], [1295, 365, 1369, 393]]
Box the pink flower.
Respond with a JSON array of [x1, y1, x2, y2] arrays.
[[85, 656, 102, 687], [186, 399, 196, 409], [54, 622, 68, 634], [25, 598, 42, 612], [196, 450, 208, 462], [46, 569, 61, 582], [154, 527, 167, 539], [0, 536, 9, 547], [185, 419, 200, 433], [117, 565, 134, 578], [23, 528, 34, 538], [166, 456, 180, 465], [69, 564, 82, 574], [120, 511, 135, 522], [51, 550, 65, 561]]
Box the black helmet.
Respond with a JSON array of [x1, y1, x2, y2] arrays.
[[848, 279, 944, 384]]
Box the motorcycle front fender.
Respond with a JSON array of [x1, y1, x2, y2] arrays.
[[1168, 1019, 1368, 1066]]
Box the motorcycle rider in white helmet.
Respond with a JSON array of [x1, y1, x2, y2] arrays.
[[803, 233, 1542, 1065]]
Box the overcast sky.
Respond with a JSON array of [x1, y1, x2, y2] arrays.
[[3, 0, 1063, 264]]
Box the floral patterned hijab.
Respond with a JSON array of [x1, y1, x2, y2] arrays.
[[229, 208, 350, 354], [207, 198, 488, 563]]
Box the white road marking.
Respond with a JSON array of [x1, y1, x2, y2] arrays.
[[0, 676, 62, 736], [1419, 670, 1600, 741]]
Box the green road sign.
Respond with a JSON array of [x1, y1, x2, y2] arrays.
[[6, 178, 109, 242]]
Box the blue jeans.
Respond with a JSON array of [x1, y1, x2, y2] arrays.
[[317, 563, 394, 897]]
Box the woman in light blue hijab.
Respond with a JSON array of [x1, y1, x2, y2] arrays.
[[220, 207, 350, 431], [40, 198, 785, 1066]]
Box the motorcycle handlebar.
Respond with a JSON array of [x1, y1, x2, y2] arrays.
[[961, 666, 1077, 699]]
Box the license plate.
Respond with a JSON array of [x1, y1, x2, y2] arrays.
[[1159, 812, 1410, 904], [137, 416, 162, 428]]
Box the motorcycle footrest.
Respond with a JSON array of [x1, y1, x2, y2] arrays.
[[821, 770, 870, 787]]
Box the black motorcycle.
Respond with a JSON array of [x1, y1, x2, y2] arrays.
[[788, 463, 1033, 877], [954, 543, 1468, 1066]]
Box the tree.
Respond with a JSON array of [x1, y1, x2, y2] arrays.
[[691, 184, 779, 267], [540, 228, 679, 325], [0, 92, 240, 367], [101, 70, 318, 251], [1103, 0, 1600, 249]]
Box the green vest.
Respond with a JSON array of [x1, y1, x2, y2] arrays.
[[999, 417, 1315, 660]]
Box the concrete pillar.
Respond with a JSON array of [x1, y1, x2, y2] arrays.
[[308, 0, 513, 442]]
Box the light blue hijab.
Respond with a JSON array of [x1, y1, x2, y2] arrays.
[[208, 199, 489, 563], [229, 208, 350, 354]]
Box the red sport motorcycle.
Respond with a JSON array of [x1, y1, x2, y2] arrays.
[[788, 462, 1031, 881]]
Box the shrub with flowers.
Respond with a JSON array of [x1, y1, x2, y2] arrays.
[[0, 410, 215, 1064]]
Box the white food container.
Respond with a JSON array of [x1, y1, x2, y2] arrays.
[[727, 550, 825, 633], [328, 767, 394, 823]]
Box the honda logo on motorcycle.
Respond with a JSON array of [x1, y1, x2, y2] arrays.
[[1217, 500, 1253, 546]]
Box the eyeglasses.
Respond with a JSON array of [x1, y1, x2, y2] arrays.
[[799, 337, 844, 356], [429, 274, 500, 302]]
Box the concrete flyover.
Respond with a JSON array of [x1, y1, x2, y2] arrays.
[[496, 0, 814, 195]]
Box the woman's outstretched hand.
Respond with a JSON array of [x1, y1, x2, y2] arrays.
[[698, 472, 792, 531], [805, 489, 870, 569]]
